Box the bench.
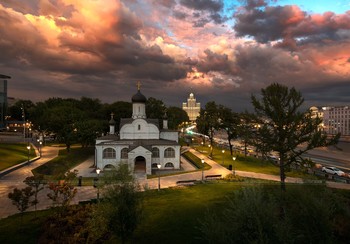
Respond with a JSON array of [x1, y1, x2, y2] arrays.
[[205, 174, 222, 180], [176, 180, 197, 186]]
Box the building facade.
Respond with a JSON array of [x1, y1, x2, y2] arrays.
[[182, 93, 200, 121], [95, 87, 181, 175], [0, 74, 10, 129], [322, 106, 350, 136]]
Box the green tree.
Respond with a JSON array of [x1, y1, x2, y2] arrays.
[[146, 97, 166, 127], [167, 106, 189, 130], [219, 106, 240, 155], [23, 175, 46, 212], [196, 101, 221, 157], [89, 164, 143, 244], [237, 112, 256, 157], [8, 187, 34, 222], [103, 101, 132, 129], [251, 83, 339, 191]]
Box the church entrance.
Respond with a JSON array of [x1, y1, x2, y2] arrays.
[[134, 156, 146, 173]]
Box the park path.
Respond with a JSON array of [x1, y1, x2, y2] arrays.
[[1, 147, 350, 219]]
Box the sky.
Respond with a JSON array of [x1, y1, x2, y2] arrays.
[[1, 0, 350, 111]]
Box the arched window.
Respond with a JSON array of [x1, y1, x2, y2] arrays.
[[164, 147, 175, 158], [103, 148, 116, 159], [151, 163, 158, 168], [121, 148, 128, 159], [104, 164, 116, 171], [152, 147, 160, 158], [165, 162, 174, 168]]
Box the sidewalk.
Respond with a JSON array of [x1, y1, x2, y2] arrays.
[[1, 147, 350, 219]]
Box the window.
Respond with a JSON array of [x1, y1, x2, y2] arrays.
[[152, 147, 160, 158], [152, 163, 158, 168], [103, 148, 116, 159], [164, 147, 175, 158], [138, 124, 141, 130], [165, 162, 174, 168], [121, 148, 128, 159]]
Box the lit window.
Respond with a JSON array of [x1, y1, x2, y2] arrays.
[[103, 148, 116, 159], [164, 148, 175, 158], [152, 147, 159, 158]]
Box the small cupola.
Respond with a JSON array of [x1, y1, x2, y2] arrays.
[[163, 111, 168, 129], [109, 112, 116, 134], [132, 82, 147, 119]]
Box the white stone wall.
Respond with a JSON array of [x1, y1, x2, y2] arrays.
[[132, 103, 146, 119], [150, 145, 181, 169], [160, 131, 179, 142], [120, 119, 159, 139]]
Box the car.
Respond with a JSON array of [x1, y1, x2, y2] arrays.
[[321, 166, 345, 176]]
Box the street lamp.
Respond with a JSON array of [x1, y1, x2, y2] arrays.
[[39, 141, 42, 157], [26, 145, 31, 165], [201, 159, 205, 181], [96, 168, 101, 201], [222, 150, 225, 164], [157, 164, 161, 191], [232, 157, 236, 176]]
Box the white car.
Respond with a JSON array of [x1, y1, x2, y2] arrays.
[[321, 166, 345, 176]]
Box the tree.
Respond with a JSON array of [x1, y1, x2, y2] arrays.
[[146, 97, 166, 127], [89, 164, 143, 244], [167, 106, 189, 130], [8, 187, 34, 222], [237, 112, 256, 157], [196, 101, 221, 157], [251, 83, 339, 191], [23, 175, 46, 212], [219, 106, 240, 155]]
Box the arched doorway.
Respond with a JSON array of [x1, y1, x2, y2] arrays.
[[134, 156, 146, 173]]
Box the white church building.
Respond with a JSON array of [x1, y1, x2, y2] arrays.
[[95, 86, 181, 175]]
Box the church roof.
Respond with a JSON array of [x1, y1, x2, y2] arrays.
[[96, 134, 119, 140], [119, 118, 159, 129], [131, 90, 147, 103], [96, 139, 178, 149]]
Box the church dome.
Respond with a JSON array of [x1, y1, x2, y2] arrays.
[[132, 90, 147, 103]]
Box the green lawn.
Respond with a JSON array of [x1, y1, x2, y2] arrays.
[[193, 145, 317, 179], [32, 146, 94, 177], [0, 143, 36, 171], [1, 181, 343, 244]]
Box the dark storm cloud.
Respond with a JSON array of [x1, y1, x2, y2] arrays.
[[197, 49, 233, 74], [234, 3, 350, 47], [179, 0, 223, 12], [179, 0, 226, 26], [173, 10, 188, 20]]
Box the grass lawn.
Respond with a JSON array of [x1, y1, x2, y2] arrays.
[[1, 181, 341, 244], [32, 146, 94, 177], [193, 145, 318, 179], [0, 143, 36, 171]]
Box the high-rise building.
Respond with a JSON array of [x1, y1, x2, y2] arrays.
[[182, 93, 200, 121], [322, 106, 350, 136], [0, 74, 11, 129]]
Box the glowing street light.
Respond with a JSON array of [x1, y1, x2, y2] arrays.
[[222, 150, 225, 165], [26, 145, 31, 165], [96, 168, 101, 201], [232, 156, 237, 176], [157, 164, 161, 191], [201, 159, 205, 181]]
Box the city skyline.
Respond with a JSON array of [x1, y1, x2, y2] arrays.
[[1, 0, 350, 111]]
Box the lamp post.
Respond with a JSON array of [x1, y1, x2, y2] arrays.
[[157, 164, 161, 191], [222, 150, 225, 165], [26, 145, 30, 165], [201, 159, 205, 181], [232, 157, 236, 176], [39, 141, 42, 157], [96, 168, 101, 201]]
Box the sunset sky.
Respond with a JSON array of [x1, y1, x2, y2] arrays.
[[1, 0, 350, 111]]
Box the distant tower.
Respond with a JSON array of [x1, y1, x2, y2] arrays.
[[0, 74, 10, 129], [182, 93, 200, 121]]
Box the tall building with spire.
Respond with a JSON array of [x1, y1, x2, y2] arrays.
[[182, 93, 200, 121]]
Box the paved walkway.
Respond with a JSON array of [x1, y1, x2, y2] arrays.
[[1, 146, 350, 219]]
